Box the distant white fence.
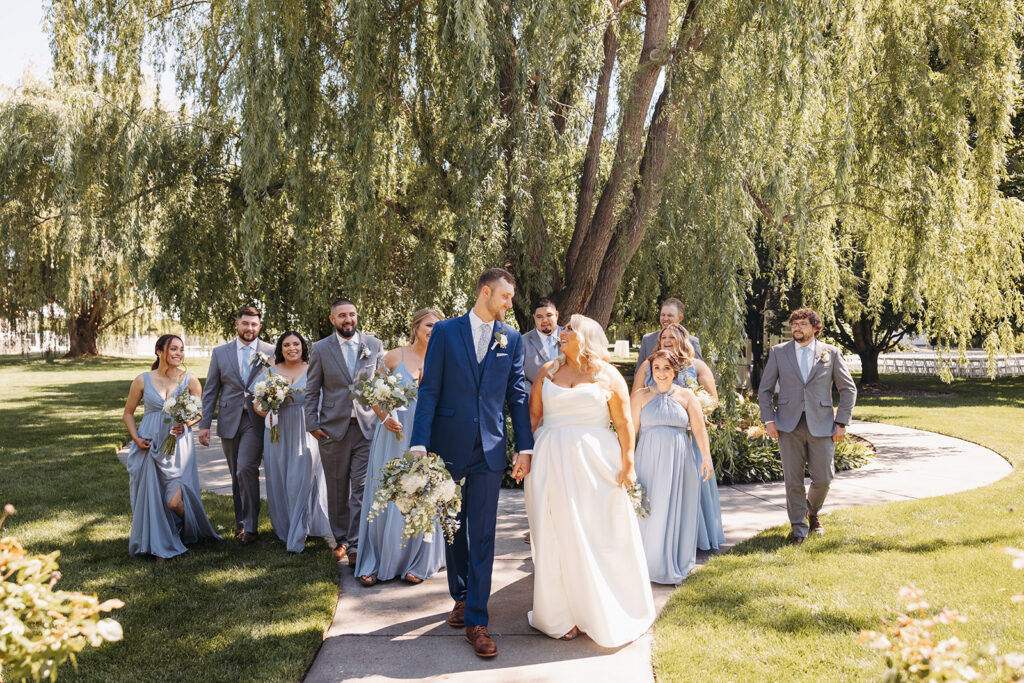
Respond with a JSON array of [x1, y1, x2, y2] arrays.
[[843, 353, 1024, 378]]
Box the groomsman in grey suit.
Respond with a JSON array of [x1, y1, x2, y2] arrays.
[[757, 308, 857, 545], [634, 297, 702, 372], [305, 298, 384, 564], [198, 306, 276, 544], [522, 297, 562, 394]]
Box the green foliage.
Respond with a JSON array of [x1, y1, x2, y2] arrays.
[[0, 506, 124, 682]]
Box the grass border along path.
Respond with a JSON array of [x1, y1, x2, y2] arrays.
[[0, 356, 338, 682], [653, 374, 1024, 681]]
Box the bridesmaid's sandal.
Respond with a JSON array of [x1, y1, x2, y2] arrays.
[[559, 626, 581, 641], [358, 574, 378, 587], [402, 573, 423, 585]]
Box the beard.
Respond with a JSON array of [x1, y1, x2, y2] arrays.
[[238, 329, 257, 342], [335, 323, 356, 339], [537, 322, 555, 334]]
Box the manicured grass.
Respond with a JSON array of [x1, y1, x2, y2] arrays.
[[0, 356, 338, 682], [653, 374, 1024, 682]]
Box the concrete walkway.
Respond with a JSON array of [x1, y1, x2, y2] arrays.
[[119, 422, 1012, 681]]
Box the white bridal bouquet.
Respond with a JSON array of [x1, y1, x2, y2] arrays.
[[253, 372, 295, 443], [162, 393, 202, 455], [349, 369, 418, 440], [627, 482, 651, 519], [368, 451, 463, 545]]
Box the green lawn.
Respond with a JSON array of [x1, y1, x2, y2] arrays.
[[0, 356, 338, 682], [653, 374, 1024, 681]]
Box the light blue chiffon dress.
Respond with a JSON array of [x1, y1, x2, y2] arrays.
[[645, 364, 726, 551], [635, 386, 700, 584], [262, 368, 332, 552], [125, 372, 220, 559], [354, 360, 444, 581]]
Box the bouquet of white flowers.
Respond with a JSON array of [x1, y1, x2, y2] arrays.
[[162, 392, 202, 455], [253, 372, 295, 443], [368, 451, 463, 545], [683, 376, 717, 415], [349, 368, 418, 440], [627, 481, 651, 519]]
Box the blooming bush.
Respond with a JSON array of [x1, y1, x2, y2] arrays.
[[858, 548, 1024, 682], [0, 504, 124, 682]]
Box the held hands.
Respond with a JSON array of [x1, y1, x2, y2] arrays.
[[617, 465, 637, 489], [832, 424, 847, 443], [511, 452, 531, 482], [198, 428, 211, 447], [133, 436, 151, 450], [765, 422, 779, 440]]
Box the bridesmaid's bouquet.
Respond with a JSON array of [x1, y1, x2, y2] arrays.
[[253, 373, 295, 443], [683, 376, 716, 415], [349, 369, 418, 440], [161, 393, 202, 455], [627, 482, 651, 519], [368, 451, 463, 545]]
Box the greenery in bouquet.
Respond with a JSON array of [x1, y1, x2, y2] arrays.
[[368, 451, 463, 545], [627, 482, 651, 519], [160, 392, 202, 454]]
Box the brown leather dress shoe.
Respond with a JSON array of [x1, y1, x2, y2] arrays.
[[348, 551, 358, 567], [238, 531, 258, 546], [465, 625, 497, 658], [807, 503, 825, 534], [787, 534, 806, 546], [331, 543, 349, 562], [447, 600, 466, 628]]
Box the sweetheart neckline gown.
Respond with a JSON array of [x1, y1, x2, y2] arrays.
[[125, 372, 220, 558], [524, 379, 655, 647]]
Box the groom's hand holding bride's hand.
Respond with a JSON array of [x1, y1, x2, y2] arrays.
[[511, 452, 531, 482]]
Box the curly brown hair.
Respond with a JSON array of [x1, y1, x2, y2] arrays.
[[789, 308, 823, 335]]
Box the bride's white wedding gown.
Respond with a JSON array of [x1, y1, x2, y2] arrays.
[[524, 379, 656, 647]]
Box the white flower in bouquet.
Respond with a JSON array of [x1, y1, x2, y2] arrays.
[[694, 387, 717, 414], [162, 391, 203, 455], [627, 482, 651, 518], [350, 368, 418, 441], [368, 450, 463, 546]]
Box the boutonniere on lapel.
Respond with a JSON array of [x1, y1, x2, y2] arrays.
[[492, 331, 508, 351], [253, 351, 273, 368], [816, 349, 829, 364], [360, 344, 371, 360]]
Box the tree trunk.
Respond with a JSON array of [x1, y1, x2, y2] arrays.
[[858, 348, 881, 386], [64, 294, 107, 358]]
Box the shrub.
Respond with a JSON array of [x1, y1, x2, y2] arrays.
[[0, 505, 124, 682]]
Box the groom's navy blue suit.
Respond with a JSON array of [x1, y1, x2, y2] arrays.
[[411, 312, 533, 627]]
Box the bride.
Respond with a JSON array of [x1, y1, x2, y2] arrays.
[[519, 314, 656, 647]]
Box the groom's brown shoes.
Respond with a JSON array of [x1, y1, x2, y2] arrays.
[[447, 600, 466, 628], [465, 626, 497, 658], [807, 502, 824, 534]]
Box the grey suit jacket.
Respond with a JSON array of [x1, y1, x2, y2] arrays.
[[757, 339, 857, 437], [522, 326, 562, 394], [200, 339, 276, 439], [304, 333, 384, 441], [635, 329, 702, 373]]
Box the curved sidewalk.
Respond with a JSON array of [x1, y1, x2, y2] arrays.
[[301, 421, 1011, 682]]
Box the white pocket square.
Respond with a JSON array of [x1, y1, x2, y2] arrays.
[[496, 353, 508, 357]]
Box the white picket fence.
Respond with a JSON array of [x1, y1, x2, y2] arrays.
[[842, 353, 1024, 378]]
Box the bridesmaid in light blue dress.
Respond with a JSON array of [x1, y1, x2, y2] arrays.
[[355, 309, 445, 586], [255, 331, 332, 552], [631, 349, 714, 584], [633, 323, 726, 551], [122, 334, 220, 561]]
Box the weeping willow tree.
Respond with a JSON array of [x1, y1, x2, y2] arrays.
[[0, 82, 191, 356], [42, 0, 1024, 357]]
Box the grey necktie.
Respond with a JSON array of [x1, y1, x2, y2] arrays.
[[476, 323, 490, 363], [549, 335, 559, 360], [345, 340, 357, 376], [240, 344, 251, 379], [801, 345, 812, 381]]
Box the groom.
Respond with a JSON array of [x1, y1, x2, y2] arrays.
[[410, 268, 533, 658]]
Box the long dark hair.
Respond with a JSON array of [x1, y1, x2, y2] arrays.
[[275, 331, 309, 364], [152, 334, 184, 370]]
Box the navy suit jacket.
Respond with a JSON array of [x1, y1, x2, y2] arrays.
[[411, 313, 533, 471]]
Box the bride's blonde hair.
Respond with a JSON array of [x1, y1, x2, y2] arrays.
[[547, 314, 610, 380]]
